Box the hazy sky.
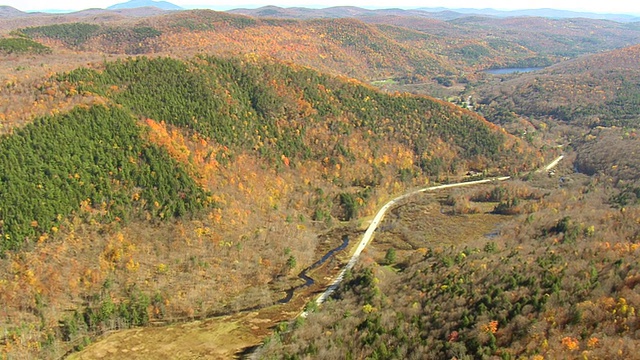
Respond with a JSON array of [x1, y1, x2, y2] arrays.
[[4, 0, 640, 14]]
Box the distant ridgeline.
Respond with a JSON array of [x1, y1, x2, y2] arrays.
[[0, 55, 524, 255]]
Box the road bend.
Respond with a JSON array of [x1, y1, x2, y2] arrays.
[[301, 176, 511, 317]]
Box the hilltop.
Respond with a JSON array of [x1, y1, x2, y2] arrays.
[[227, 7, 640, 69], [1, 11, 459, 94], [228, 6, 449, 20], [419, 7, 640, 22], [0, 5, 29, 17]]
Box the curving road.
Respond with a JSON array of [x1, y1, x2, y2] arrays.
[[545, 155, 564, 171], [536, 155, 564, 173], [302, 155, 565, 317], [301, 176, 511, 317]]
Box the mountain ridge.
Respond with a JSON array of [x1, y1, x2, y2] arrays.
[[5, 5, 635, 22], [229, 5, 640, 22], [0, 5, 30, 17], [2, 4, 640, 360], [420, 6, 640, 22], [107, 0, 182, 11]]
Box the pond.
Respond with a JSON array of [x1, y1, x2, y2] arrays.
[[483, 67, 545, 75]]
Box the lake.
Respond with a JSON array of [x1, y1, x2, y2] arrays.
[[484, 67, 544, 75]]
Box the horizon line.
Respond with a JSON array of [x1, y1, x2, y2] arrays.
[[3, 4, 640, 17]]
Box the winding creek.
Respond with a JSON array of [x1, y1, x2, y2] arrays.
[[277, 235, 350, 305], [206, 234, 351, 317]]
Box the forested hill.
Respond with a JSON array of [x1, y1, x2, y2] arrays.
[[0, 54, 533, 254], [10, 9, 640, 89], [0, 105, 208, 254], [226, 8, 640, 68], [58, 55, 518, 169], [477, 44, 640, 127], [0, 55, 537, 359], [8, 10, 640, 98], [13, 14, 457, 84]]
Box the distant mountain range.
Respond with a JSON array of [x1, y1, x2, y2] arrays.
[[228, 6, 431, 20], [0, 1, 182, 19], [1, 3, 638, 22], [229, 6, 640, 23], [107, 0, 182, 11], [420, 7, 640, 22], [0, 4, 175, 22]]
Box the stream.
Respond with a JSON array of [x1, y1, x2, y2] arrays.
[[207, 235, 350, 317], [277, 235, 350, 304]]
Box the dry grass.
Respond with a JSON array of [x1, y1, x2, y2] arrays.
[[371, 189, 510, 256], [68, 316, 258, 360], [68, 225, 361, 359]]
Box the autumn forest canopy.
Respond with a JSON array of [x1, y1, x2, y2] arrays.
[[0, 54, 521, 254], [0, 6, 639, 360]]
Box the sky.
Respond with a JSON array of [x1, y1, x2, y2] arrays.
[[3, 0, 640, 15]]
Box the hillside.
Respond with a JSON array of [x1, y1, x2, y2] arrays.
[[228, 6, 447, 20], [0, 7, 163, 32], [574, 127, 640, 187], [4, 9, 640, 96], [476, 44, 640, 127], [368, 20, 541, 71], [0, 55, 536, 359], [0, 36, 51, 55], [364, 16, 640, 69], [419, 7, 640, 22], [450, 17, 640, 58], [261, 161, 640, 359], [228, 7, 640, 69], [1, 12, 459, 94], [1, 7, 639, 359]]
